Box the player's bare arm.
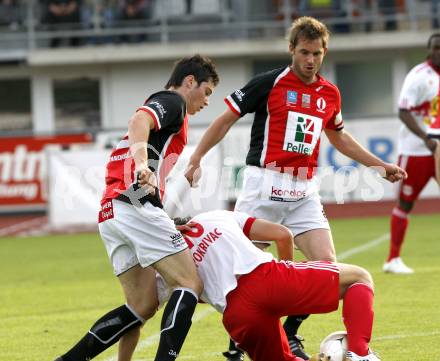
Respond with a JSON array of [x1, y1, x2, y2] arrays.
[[324, 128, 407, 182], [248, 219, 294, 261], [185, 108, 240, 186], [399, 108, 438, 153], [128, 110, 157, 194]]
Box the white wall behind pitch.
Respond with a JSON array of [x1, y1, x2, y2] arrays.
[[103, 58, 250, 129]]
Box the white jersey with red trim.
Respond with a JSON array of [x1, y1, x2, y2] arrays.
[[398, 60, 440, 155], [181, 210, 273, 313], [101, 91, 187, 204]]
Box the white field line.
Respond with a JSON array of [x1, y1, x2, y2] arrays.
[[375, 329, 440, 341], [103, 233, 390, 361], [337, 233, 389, 261], [103, 307, 216, 361]]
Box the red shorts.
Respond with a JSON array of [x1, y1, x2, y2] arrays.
[[398, 155, 435, 202], [222, 260, 340, 361]]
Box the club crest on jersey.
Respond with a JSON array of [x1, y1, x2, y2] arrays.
[[286, 90, 298, 105], [317, 97, 326, 113], [283, 111, 322, 155], [302, 93, 311, 108]]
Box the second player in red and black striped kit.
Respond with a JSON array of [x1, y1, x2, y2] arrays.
[[54, 55, 219, 361]]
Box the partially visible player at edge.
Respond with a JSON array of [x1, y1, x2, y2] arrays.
[[184, 16, 406, 361], [383, 33, 440, 274], [53, 55, 219, 361]]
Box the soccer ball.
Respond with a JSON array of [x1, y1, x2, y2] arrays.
[[319, 331, 348, 361]]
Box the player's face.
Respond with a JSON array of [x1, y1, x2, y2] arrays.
[[429, 37, 440, 68], [186, 80, 215, 115], [290, 37, 327, 84]]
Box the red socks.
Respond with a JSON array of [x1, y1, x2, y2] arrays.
[[342, 283, 374, 356], [388, 207, 409, 261]]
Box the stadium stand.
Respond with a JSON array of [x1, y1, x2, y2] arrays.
[[0, 0, 439, 50]]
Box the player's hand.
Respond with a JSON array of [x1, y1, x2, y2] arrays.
[[425, 138, 439, 153], [135, 166, 157, 194], [176, 221, 197, 232], [184, 157, 202, 187], [382, 163, 407, 183]]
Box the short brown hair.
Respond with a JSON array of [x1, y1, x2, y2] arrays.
[[165, 54, 219, 89], [287, 16, 330, 49]]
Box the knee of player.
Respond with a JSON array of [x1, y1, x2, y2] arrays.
[[181, 277, 203, 296], [304, 250, 336, 262], [339, 263, 374, 294], [278, 227, 294, 243], [139, 304, 158, 320], [187, 276, 204, 296], [312, 249, 336, 262], [169, 274, 204, 296], [323, 253, 337, 262], [127, 299, 159, 320], [356, 266, 374, 290]]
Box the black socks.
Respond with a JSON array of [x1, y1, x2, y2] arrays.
[[283, 314, 310, 337], [61, 288, 198, 361], [61, 304, 144, 361], [153, 288, 198, 361]]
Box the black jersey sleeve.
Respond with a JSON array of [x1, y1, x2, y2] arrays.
[[138, 91, 185, 132], [225, 68, 286, 116]]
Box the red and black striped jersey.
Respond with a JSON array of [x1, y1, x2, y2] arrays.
[[225, 66, 343, 178], [102, 90, 187, 203]]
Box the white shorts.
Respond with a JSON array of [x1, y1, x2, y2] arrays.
[[99, 199, 187, 276], [234, 166, 330, 237]]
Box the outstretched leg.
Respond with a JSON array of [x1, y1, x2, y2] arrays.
[[58, 304, 145, 361]]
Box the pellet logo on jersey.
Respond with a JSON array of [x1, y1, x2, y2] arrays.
[[295, 117, 314, 143], [283, 111, 322, 155]]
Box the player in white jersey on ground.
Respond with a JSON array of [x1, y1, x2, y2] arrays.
[[117, 210, 381, 361], [383, 33, 440, 274]]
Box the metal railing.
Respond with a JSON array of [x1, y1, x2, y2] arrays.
[[0, 0, 439, 59]]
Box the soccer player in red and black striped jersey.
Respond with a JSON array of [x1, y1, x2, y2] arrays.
[[185, 17, 406, 361], [54, 55, 219, 361]]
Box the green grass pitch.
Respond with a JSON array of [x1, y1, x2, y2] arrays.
[[1, 214, 439, 361]]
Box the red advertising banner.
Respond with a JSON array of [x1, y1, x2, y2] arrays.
[[0, 134, 93, 212]]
